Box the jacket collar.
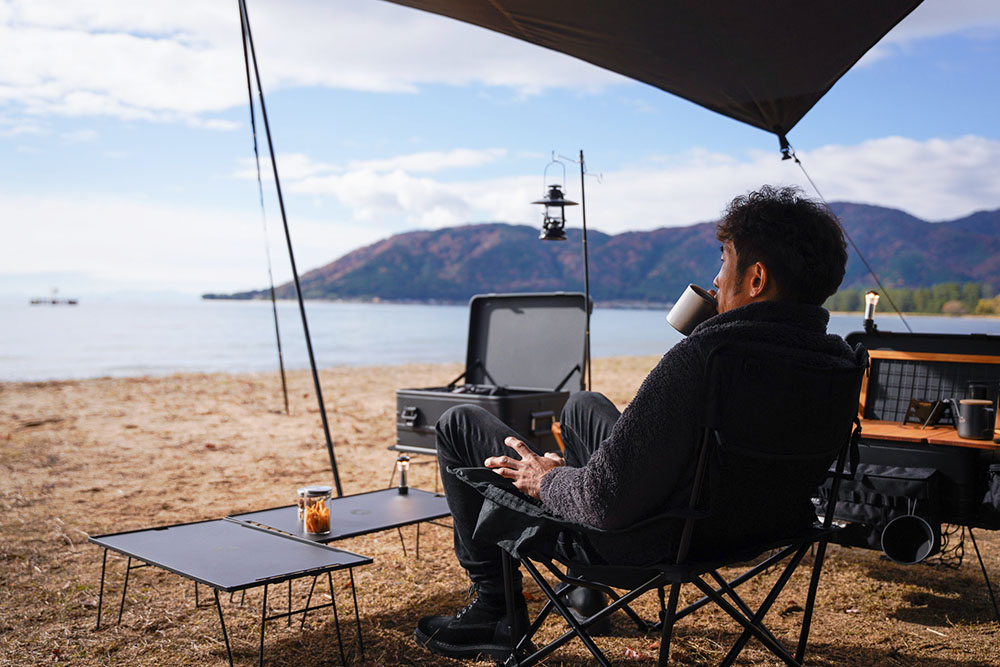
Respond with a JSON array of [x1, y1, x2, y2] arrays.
[[691, 300, 829, 336]]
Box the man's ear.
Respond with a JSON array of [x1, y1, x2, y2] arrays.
[[748, 262, 768, 298]]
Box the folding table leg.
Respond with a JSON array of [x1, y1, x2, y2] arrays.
[[349, 569, 365, 657], [213, 589, 234, 667], [96, 548, 108, 630], [328, 571, 347, 665], [117, 557, 132, 625], [416, 523, 421, 560], [287, 580, 292, 627], [259, 584, 268, 667], [396, 527, 408, 557], [301, 575, 318, 629], [969, 528, 1000, 623]]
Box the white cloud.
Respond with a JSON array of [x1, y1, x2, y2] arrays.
[[61, 128, 97, 142], [862, 0, 1000, 64], [349, 148, 507, 173], [0, 0, 620, 127], [0, 191, 380, 293], [265, 135, 1000, 233]]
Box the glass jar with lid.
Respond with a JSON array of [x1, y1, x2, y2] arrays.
[[300, 485, 332, 535]]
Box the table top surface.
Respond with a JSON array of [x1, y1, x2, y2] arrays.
[[90, 519, 372, 592], [228, 487, 451, 543], [860, 419, 1000, 450]]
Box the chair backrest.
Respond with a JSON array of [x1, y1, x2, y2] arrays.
[[683, 341, 867, 561]]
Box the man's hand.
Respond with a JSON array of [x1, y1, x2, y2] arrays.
[[484, 437, 565, 500]]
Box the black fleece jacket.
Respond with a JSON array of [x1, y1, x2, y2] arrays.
[[538, 300, 856, 534]]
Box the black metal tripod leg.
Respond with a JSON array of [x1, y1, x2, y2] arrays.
[[117, 557, 132, 625], [969, 528, 1000, 623], [349, 569, 364, 657], [96, 548, 108, 630], [214, 589, 234, 667], [329, 572, 347, 665]]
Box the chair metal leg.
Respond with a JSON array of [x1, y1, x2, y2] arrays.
[[96, 548, 107, 630], [328, 571, 347, 666], [796, 539, 830, 662], [720, 544, 809, 667], [658, 582, 681, 667], [213, 589, 235, 667], [521, 558, 614, 667], [690, 577, 799, 666], [968, 528, 1000, 623], [502, 551, 521, 652], [117, 557, 132, 625]]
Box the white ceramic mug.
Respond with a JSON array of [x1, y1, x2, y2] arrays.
[[666, 284, 718, 336]]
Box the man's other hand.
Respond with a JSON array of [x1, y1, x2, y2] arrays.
[[484, 437, 565, 499]]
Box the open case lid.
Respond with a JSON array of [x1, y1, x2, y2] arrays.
[[466, 292, 590, 391]]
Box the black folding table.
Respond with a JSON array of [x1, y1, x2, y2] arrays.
[[228, 487, 451, 553], [90, 518, 372, 666]]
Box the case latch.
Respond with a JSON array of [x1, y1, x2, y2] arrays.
[[530, 410, 554, 436]]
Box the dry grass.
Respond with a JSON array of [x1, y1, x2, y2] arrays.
[[1, 357, 998, 666]]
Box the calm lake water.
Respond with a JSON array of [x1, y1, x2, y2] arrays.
[[3, 299, 1000, 382]]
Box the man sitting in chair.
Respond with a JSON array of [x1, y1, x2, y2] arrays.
[[414, 185, 858, 661]]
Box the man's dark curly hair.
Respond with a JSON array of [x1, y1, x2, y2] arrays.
[[716, 185, 847, 305]]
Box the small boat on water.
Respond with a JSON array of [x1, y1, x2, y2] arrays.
[[30, 289, 78, 306]]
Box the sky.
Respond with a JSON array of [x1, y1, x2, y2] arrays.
[[2, 0, 999, 299]]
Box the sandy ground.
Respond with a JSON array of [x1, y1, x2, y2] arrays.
[[2, 357, 999, 666]]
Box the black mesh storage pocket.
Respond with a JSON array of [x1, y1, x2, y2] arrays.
[[819, 464, 941, 562]]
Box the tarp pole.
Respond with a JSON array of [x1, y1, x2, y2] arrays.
[[579, 149, 591, 391], [237, 0, 289, 416], [239, 0, 343, 496]]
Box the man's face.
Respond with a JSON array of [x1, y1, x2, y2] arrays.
[[712, 241, 753, 314]]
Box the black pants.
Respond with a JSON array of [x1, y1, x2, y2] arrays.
[[436, 391, 620, 593]]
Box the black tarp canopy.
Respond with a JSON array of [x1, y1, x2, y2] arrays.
[[380, 0, 923, 140]]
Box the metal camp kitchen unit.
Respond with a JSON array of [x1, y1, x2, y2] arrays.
[[394, 292, 589, 455]]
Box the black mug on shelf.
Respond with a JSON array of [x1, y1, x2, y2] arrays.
[[946, 397, 995, 440]]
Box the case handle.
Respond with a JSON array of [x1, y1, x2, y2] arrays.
[[399, 406, 420, 427]]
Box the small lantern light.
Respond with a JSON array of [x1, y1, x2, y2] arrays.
[[864, 290, 880, 333], [396, 454, 410, 495], [532, 184, 577, 241]]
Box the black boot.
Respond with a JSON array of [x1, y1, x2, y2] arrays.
[[564, 586, 612, 636], [414, 588, 528, 661]]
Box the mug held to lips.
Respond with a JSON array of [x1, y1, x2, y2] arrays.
[[666, 284, 718, 336]]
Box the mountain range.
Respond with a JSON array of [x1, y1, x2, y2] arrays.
[[206, 203, 1000, 304]]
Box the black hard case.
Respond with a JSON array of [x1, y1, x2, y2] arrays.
[[394, 292, 589, 455]]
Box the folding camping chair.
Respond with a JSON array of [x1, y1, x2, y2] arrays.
[[458, 341, 867, 666]]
